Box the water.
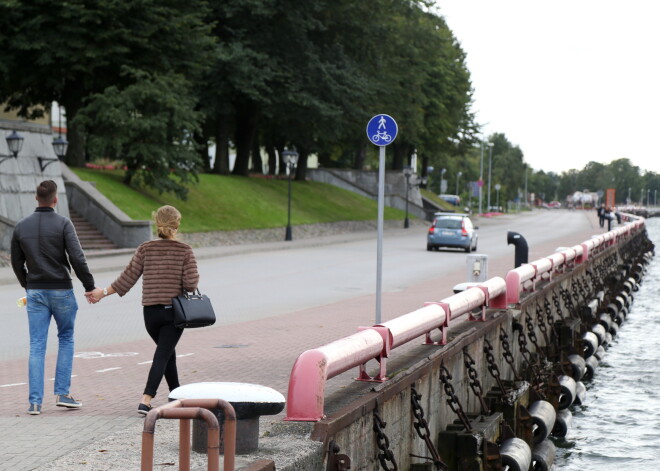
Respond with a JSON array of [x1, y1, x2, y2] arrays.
[[554, 217, 660, 470]]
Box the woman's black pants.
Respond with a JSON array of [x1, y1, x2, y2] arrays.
[[143, 305, 183, 397]]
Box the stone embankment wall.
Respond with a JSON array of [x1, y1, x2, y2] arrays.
[[273, 222, 654, 471]]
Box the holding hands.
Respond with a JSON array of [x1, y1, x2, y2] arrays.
[[85, 286, 113, 304]]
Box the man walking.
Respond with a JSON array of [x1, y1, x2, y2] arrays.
[[11, 180, 96, 415]]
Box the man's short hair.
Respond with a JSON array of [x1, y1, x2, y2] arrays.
[[36, 180, 58, 205]]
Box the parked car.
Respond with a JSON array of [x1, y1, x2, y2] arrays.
[[439, 194, 461, 206], [427, 213, 478, 252]]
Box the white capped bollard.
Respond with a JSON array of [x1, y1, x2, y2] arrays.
[[170, 382, 285, 454]]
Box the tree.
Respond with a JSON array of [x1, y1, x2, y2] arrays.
[[0, 0, 213, 167], [74, 69, 203, 200]]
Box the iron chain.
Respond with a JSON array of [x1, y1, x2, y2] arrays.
[[463, 347, 490, 414], [373, 408, 398, 471], [439, 363, 472, 432], [410, 386, 448, 470], [499, 329, 520, 380], [483, 339, 507, 395]]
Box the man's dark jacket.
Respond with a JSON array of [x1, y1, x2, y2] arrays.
[[11, 207, 95, 291]]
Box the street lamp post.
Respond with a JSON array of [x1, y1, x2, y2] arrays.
[[403, 166, 413, 229], [628, 187, 631, 205], [495, 183, 501, 211], [486, 142, 494, 210], [455, 171, 462, 196], [440, 168, 447, 194], [282, 149, 299, 241], [648, 188, 651, 207], [479, 141, 484, 215], [655, 189, 657, 207]]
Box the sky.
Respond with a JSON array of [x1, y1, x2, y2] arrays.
[[435, 1, 660, 175]]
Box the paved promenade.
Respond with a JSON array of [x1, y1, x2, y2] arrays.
[[0, 212, 602, 470]]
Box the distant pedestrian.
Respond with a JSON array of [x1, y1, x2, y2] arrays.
[[11, 180, 97, 415], [605, 207, 614, 230], [88, 205, 199, 415], [597, 203, 605, 228]]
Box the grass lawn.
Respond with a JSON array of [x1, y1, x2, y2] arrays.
[[71, 168, 408, 233]]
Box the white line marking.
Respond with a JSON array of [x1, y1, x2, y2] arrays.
[[0, 383, 27, 388], [48, 375, 77, 381], [96, 367, 122, 373], [138, 361, 153, 365], [176, 353, 195, 358]]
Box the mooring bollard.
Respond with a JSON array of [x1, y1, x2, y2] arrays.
[[170, 382, 285, 455]]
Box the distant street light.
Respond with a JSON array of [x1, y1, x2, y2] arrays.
[[486, 142, 494, 210], [655, 189, 657, 207], [440, 168, 447, 194], [628, 187, 631, 205], [479, 141, 485, 215], [39, 106, 69, 172], [403, 166, 413, 229], [495, 183, 501, 210], [648, 188, 651, 207], [455, 171, 463, 196], [282, 149, 299, 241]]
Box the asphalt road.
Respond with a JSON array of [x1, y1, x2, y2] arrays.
[[0, 209, 597, 362]]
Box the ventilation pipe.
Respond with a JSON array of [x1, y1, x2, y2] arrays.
[[507, 231, 529, 268]]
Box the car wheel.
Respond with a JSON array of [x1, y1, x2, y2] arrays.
[[464, 245, 471, 253], [427, 244, 433, 251]]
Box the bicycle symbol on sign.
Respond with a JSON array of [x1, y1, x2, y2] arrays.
[[372, 130, 392, 143]]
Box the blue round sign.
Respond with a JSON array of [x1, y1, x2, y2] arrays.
[[366, 114, 398, 146]]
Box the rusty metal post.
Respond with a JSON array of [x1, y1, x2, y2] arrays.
[[141, 399, 236, 471], [180, 418, 191, 471]]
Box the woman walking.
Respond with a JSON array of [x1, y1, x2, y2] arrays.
[[89, 205, 199, 414]]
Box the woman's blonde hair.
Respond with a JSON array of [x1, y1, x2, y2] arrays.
[[154, 205, 181, 239]]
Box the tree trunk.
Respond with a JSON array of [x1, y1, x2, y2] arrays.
[[317, 151, 332, 167], [212, 111, 231, 175], [391, 142, 405, 170], [277, 144, 286, 176], [251, 135, 263, 174], [61, 82, 86, 167], [353, 142, 366, 170], [232, 104, 257, 176], [295, 148, 308, 181], [267, 146, 277, 175]]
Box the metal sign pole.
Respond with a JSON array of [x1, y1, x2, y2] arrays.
[[376, 145, 385, 324], [365, 114, 398, 325]]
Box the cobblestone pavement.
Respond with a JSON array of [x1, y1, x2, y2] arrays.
[[0, 214, 601, 470]]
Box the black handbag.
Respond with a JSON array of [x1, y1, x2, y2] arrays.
[[172, 289, 216, 328]]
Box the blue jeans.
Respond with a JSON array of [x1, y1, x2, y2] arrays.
[[26, 289, 78, 405]]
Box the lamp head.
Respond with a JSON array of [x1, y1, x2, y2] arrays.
[[52, 136, 68, 159], [6, 131, 24, 158], [282, 149, 299, 167]]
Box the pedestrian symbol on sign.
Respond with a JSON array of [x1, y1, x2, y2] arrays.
[[366, 114, 398, 147]]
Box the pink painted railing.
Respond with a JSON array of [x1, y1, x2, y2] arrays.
[[285, 214, 646, 421], [285, 278, 506, 421]]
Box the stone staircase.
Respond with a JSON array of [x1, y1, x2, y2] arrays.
[[69, 208, 118, 251]]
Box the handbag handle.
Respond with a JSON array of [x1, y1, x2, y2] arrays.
[[181, 288, 202, 300]]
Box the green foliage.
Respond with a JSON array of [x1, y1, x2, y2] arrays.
[[74, 68, 203, 200], [71, 168, 407, 232]]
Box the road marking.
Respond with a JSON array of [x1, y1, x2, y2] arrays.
[[49, 375, 77, 381], [138, 361, 153, 365], [96, 367, 122, 373], [176, 353, 195, 358], [0, 383, 27, 388], [75, 352, 139, 359]]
